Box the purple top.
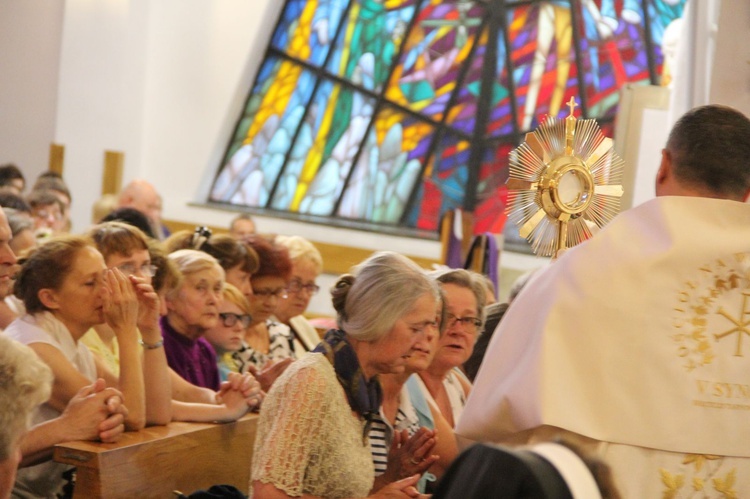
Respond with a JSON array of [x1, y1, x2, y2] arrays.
[[161, 316, 220, 391]]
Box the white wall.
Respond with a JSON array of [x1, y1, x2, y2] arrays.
[[0, 0, 64, 179], [55, 0, 281, 235], [710, 0, 750, 116]]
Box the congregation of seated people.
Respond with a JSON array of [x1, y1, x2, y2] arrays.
[[0, 158, 642, 499]]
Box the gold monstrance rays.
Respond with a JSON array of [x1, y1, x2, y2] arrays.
[[506, 98, 624, 257]]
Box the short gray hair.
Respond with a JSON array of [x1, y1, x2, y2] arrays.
[[430, 268, 487, 325], [331, 251, 439, 342], [167, 249, 225, 299], [168, 249, 224, 277], [275, 235, 323, 274], [0, 336, 53, 460]]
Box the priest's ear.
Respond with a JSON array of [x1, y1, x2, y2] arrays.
[[654, 148, 672, 196], [37, 288, 61, 310]]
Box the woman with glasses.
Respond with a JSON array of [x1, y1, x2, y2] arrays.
[[203, 283, 254, 381], [416, 269, 486, 428], [274, 235, 323, 352], [234, 235, 294, 392], [82, 222, 160, 374]]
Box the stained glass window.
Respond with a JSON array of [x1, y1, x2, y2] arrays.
[[209, 0, 687, 239]]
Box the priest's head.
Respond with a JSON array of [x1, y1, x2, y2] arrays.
[[655, 105, 750, 201]]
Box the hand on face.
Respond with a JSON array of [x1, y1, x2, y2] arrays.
[[129, 274, 161, 333], [102, 268, 139, 339]]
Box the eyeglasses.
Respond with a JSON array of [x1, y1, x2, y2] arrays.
[[34, 210, 63, 222], [444, 313, 482, 333], [115, 263, 158, 277], [253, 288, 288, 300], [219, 312, 253, 328], [286, 279, 320, 295]]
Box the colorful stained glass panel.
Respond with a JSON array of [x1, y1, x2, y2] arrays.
[[647, 0, 688, 79], [385, 0, 485, 122], [407, 132, 473, 232], [508, 2, 580, 132], [337, 106, 435, 224], [209, 0, 688, 239], [474, 142, 512, 234], [270, 0, 350, 67], [325, 0, 418, 92], [210, 58, 317, 206], [274, 83, 378, 215], [575, 0, 650, 119]]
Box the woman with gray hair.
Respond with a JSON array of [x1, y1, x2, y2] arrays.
[[416, 269, 486, 428], [161, 249, 227, 391], [1, 335, 131, 499], [0, 335, 52, 499], [274, 234, 323, 352], [251, 251, 440, 499]]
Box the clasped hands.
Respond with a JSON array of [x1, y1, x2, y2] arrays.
[[60, 378, 129, 443], [215, 371, 264, 418]]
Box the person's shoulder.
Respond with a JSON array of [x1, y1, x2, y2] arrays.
[[267, 319, 292, 337], [4, 316, 49, 345], [291, 352, 329, 375], [272, 354, 334, 398]]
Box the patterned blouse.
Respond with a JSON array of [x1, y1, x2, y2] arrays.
[[234, 319, 297, 373]]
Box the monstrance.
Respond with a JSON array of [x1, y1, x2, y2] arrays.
[[506, 98, 624, 258]]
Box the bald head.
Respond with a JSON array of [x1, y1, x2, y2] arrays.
[[118, 179, 162, 225]]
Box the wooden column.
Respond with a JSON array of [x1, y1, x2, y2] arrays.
[[49, 143, 65, 175], [102, 150, 124, 196]]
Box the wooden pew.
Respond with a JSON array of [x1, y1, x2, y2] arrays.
[[53, 414, 258, 498]]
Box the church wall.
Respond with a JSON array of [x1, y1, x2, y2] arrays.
[[0, 0, 64, 180], [710, 1, 750, 116]]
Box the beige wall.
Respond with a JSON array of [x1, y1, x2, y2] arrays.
[[710, 1, 750, 116], [0, 0, 64, 179]]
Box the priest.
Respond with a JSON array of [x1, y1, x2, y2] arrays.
[[457, 104, 750, 497]]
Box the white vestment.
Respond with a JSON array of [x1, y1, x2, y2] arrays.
[[457, 196, 750, 498]]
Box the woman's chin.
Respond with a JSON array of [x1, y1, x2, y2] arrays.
[[405, 360, 429, 373], [385, 363, 407, 375]]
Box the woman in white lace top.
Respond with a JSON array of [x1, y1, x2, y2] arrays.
[[251, 251, 441, 499]]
